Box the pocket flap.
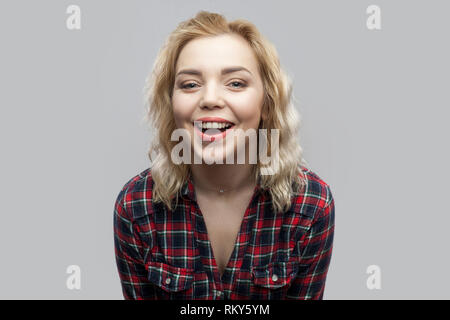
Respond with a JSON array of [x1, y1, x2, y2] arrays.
[[146, 261, 194, 293], [251, 261, 298, 289]]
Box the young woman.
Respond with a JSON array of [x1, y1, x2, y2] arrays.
[[114, 11, 335, 300]]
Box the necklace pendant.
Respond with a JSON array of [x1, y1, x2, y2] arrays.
[[219, 189, 224, 193]]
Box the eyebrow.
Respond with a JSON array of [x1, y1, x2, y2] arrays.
[[175, 66, 252, 78]]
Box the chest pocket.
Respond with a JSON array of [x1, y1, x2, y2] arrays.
[[147, 261, 193, 293], [250, 261, 298, 298], [146, 261, 210, 299]]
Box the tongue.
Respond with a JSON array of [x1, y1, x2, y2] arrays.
[[203, 128, 222, 135]]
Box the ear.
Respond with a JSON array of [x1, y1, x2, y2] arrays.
[[260, 102, 268, 121], [260, 94, 268, 121], [261, 112, 267, 122]]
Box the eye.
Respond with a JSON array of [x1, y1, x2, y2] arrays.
[[180, 81, 246, 90], [229, 81, 246, 88], [181, 82, 198, 89]]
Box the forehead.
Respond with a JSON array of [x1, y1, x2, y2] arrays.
[[175, 34, 259, 74]]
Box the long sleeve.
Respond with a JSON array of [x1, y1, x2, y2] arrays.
[[113, 191, 156, 300], [287, 191, 335, 299]]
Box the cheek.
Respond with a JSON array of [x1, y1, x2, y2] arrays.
[[172, 93, 195, 127], [232, 94, 263, 128]]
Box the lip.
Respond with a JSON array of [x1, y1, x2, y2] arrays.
[[194, 117, 235, 124], [193, 122, 236, 142]]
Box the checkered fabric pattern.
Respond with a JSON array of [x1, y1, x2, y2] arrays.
[[114, 165, 335, 300]]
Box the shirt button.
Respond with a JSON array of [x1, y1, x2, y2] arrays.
[[165, 277, 171, 285], [272, 274, 278, 282]]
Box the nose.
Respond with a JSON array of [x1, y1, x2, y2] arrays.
[[200, 82, 225, 110]]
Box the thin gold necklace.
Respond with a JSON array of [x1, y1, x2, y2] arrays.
[[191, 173, 256, 195]]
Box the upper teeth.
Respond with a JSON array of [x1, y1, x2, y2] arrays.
[[195, 122, 232, 129]]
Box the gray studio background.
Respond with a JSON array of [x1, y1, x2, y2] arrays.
[[0, 0, 449, 299]]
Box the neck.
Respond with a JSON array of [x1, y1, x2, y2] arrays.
[[190, 163, 256, 196]]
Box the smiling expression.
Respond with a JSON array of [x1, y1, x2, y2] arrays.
[[171, 33, 265, 163]]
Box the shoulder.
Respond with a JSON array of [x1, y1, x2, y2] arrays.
[[292, 165, 334, 220], [113, 167, 154, 221]]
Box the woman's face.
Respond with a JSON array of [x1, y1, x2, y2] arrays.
[[172, 33, 265, 164]]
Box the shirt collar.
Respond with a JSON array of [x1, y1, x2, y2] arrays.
[[180, 174, 195, 201]]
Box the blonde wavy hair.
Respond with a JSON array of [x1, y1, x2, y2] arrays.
[[143, 10, 308, 214]]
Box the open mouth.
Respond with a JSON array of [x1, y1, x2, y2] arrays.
[[192, 122, 235, 134], [192, 121, 235, 142], [202, 123, 233, 133]]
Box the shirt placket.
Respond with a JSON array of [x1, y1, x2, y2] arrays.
[[185, 176, 262, 300], [219, 210, 256, 300], [191, 202, 225, 299]]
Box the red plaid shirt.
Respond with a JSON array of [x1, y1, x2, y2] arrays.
[[113, 165, 335, 300]]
